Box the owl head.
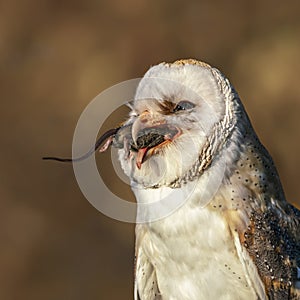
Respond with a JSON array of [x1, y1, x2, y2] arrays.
[[115, 59, 248, 189]]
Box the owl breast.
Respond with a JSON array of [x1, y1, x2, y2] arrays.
[[137, 186, 259, 300]]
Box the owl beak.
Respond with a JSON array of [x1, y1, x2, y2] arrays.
[[131, 112, 154, 146]]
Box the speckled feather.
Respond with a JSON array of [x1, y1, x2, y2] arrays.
[[117, 59, 300, 299]]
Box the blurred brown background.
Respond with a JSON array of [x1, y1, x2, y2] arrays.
[[1, 0, 299, 299]]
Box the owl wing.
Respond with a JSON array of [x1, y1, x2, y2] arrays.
[[231, 203, 300, 299], [289, 205, 300, 299], [134, 226, 161, 300]]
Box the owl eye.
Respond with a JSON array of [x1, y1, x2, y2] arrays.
[[173, 100, 195, 112]]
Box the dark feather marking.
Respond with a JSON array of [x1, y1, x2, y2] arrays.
[[158, 100, 176, 115]]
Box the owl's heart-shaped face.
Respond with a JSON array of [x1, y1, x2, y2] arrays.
[[115, 61, 232, 188]]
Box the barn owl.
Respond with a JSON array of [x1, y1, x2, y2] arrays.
[[114, 59, 300, 299], [44, 59, 300, 299]]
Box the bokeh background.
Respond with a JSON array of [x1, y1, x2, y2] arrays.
[[1, 0, 300, 299]]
